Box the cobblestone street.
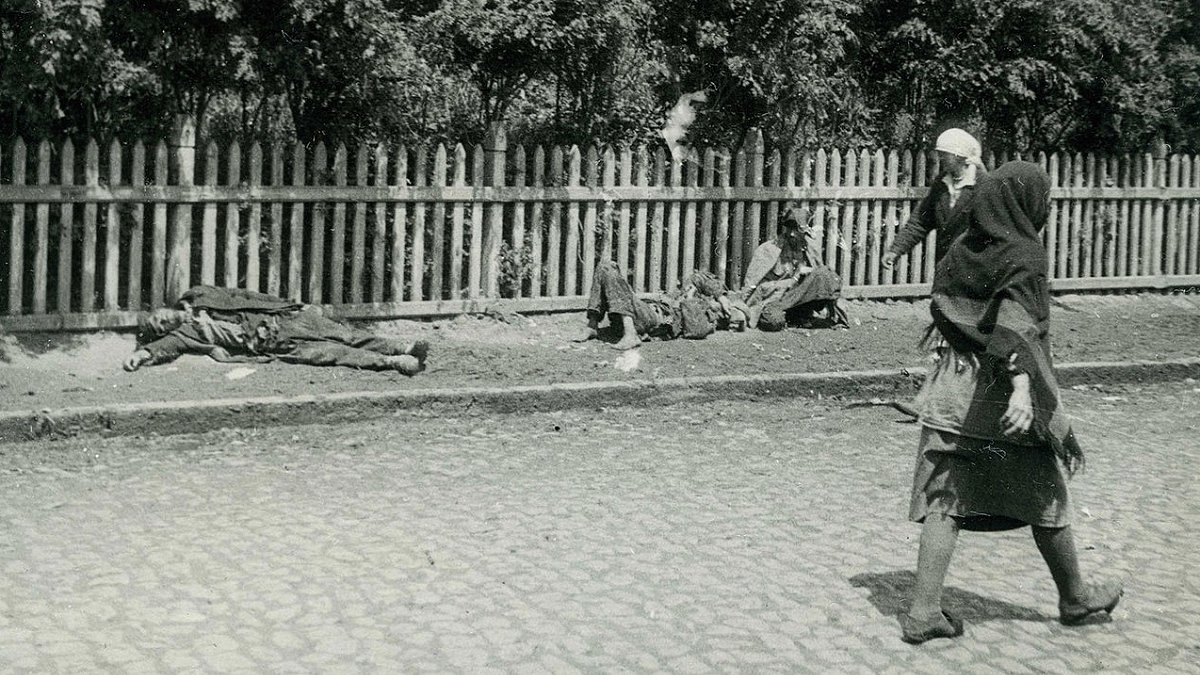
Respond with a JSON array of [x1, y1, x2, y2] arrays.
[[1, 382, 1198, 673]]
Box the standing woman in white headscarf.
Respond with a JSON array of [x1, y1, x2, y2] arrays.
[[883, 128, 985, 269]]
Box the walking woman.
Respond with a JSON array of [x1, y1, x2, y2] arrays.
[[902, 161, 1123, 644]]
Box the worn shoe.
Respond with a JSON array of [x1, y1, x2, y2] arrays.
[[386, 355, 422, 376], [405, 340, 430, 370], [900, 610, 965, 644], [1060, 581, 1124, 626]]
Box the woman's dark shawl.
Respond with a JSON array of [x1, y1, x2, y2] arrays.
[[930, 161, 1084, 472]]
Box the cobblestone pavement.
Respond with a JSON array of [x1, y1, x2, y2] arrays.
[[1, 382, 1198, 673]]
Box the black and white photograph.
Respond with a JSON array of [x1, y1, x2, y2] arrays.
[[1, 0, 1198, 671]]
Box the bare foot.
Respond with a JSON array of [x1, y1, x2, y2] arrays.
[[612, 334, 642, 350], [386, 355, 422, 376], [572, 327, 599, 343]]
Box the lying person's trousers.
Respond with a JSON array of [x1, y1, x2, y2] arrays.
[[585, 261, 669, 335], [273, 307, 414, 370]]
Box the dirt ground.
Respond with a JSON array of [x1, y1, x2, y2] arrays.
[[2, 293, 1199, 412]]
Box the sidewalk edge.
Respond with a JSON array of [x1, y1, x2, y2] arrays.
[[3, 358, 1198, 443]]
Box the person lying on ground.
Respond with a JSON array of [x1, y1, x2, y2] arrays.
[[123, 285, 429, 375], [882, 128, 985, 271], [741, 205, 849, 331], [573, 261, 748, 350]]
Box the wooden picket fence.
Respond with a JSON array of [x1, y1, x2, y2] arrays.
[[2, 118, 1199, 331]]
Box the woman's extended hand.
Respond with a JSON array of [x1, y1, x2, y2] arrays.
[[1001, 373, 1034, 436]]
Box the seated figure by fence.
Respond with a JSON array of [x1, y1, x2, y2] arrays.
[[123, 286, 430, 375], [574, 261, 749, 350], [741, 206, 849, 331]]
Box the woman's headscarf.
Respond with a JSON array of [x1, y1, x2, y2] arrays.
[[931, 161, 1084, 471]]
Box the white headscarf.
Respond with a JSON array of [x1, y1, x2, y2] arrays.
[[935, 128, 983, 207]]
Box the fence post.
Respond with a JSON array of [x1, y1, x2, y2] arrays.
[[484, 122, 507, 298], [167, 114, 196, 302], [1151, 138, 1168, 276]]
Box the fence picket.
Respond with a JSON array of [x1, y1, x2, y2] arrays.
[[307, 142, 325, 303], [617, 145, 632, 276], [484, 124, 506, 298], [922, 150, 937, 282], [1083, 153, 1098, 277], [201, 141, 219, 287], [330, 144, 347, 302], [1117, 155, 1131, 276], [601, 146, 616, 269], [8, 139, 25, 315], [730, 145, 746, 288], [225, 141, 242, 290], [374, 144, 392, 303], [410, 145, 427, 301], [104, 139, 121, 309], [58, 139, 76, 312], [854, 149, 871, 286], [511, 145, 528, 298], [267, 142, 284, 296], [565, 146, 583, 296], [425, 145, 444, 300], [682, 150, 699, 279], [80, 140, 100, 312], [1189, 155, 1200, 273], [1046, 153, 1061, 278], [1068, 152, 1083, 278], [451, 144, 467, 299], [530, 146, 545, 297], [561, 145, 580, 293], [1138, 154, 1153, 275], [666, 150, 682, 290], [469, 144, 485, 299], [830, 148, 849, 278], [839, 149, 857, 281], [287, 143, 306, 301], [882, 150, 899, 285], [746, 129, 765, 272], [245, 143, 263, 293], [633, 146, 649, 291], [349, 145, 368, 303], [547, 147, 564, 296], [699, 149, 715, 275], [1166, 154, 1182, 275], [649, 147, 666, 292], [33, 141, 51, 313], [582, 145, 599, 292], [869, 149, 885, 286], [152, 141, 169, 305], [715, 148, 731, 286], [765, 148, 782, 243], [126, 140, 147, 308], [1151, 147, 1167, 276], [812, 149, 829, 281], [390, 145, 408, 303], [1102, 155, 1116, 277]]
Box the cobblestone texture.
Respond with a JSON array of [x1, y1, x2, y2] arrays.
[[0, 382, 1198, 672]]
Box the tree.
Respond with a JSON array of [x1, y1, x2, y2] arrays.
[[651, 0, 865, 148]]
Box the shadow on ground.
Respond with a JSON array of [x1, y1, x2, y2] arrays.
[[850, 570, 1053, 623]]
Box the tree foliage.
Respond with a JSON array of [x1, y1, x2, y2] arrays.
[[1, 0, 1198, 152]]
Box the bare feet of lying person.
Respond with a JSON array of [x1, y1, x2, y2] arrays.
[[386, 354, 422, 376], [572, 327, 599, 343], [612, 333, 642, 350], [405, 340, 430, 370]]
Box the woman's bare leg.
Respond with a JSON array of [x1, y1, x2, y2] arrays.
[[909, 513, 960, 620], [1032, 525, 1084, 604]]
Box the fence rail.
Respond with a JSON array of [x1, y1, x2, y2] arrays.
[[2, 118, 1199, 332]]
